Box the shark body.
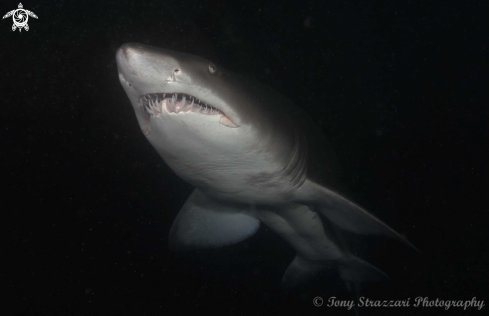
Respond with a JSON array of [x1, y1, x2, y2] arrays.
[[116, 43, 413, 290]]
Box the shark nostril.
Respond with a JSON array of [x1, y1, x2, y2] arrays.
[[174, 69, 180, 74]]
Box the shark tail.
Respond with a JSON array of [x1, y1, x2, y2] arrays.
[[281, 255, 388, 291]]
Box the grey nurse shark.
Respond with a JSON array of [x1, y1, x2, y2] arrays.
[[116, 43, 414, 291]]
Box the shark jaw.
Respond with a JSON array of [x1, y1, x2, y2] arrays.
[[139, 93, 237, 129], [140, 93, 224, 116]]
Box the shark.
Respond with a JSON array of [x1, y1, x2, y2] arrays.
[[115, 43, 414, 292]]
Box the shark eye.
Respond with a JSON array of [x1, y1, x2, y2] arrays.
[[208, 63, 217, 74]]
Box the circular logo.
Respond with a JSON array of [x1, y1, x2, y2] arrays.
[[313, 296, 323, 307], [14, 10, 27, 24]]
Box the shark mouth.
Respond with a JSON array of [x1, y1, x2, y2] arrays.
[[139, 93, 224, 117]]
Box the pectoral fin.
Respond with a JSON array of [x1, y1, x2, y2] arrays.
[[169, 189, 260, 250], [296, 180, 416, 250]]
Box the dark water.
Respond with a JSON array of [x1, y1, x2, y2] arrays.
[[3, 0, 487, 315]]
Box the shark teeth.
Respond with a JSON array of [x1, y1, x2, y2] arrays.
[[139, 94, 162, 116], [139, 93, 223, 116]]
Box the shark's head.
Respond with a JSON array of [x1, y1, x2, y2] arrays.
[[116, 43, 305, 201], [116, 43, 246, 132]]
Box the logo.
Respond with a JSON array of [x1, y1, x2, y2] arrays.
[[2, 3, 38, 32], [313, 296, 324, 307]]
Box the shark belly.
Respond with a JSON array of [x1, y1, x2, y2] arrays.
[[256, 204, 342, 262]]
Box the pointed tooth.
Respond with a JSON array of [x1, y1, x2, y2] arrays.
[[169, 94, 175, 112], [180, 96, 187, 113], [164, 98, 170, 113]]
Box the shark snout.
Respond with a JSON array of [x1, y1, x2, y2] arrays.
[[116, 43, 149, 67], [115, 43, 145, 78], [119, 42, 142, 60], [116, 42, 183, 94], [116, 43, 180, 74]]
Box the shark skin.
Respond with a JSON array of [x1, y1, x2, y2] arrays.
[[115, 43, 415, 291]]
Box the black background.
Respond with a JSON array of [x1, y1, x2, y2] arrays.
[[2, 0, 487, 315]]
